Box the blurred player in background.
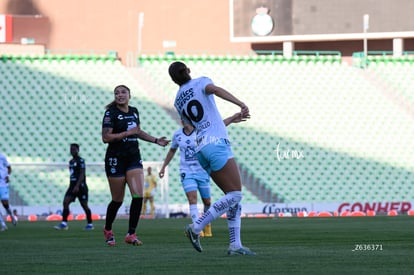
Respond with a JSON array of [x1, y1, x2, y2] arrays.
[[102, 84, 169, 247], [0, 210, 6, 231], [169, 61, 255, 255], [54, 143, 94, 231], [0, 152, 16, 230], [142, 166, 157, 217], [159, 113, 247, 238]]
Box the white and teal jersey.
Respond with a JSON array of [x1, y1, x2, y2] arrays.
[[174, 76, 229, 151], [0, 153, 10, 187], [171, 128, 208, 176]]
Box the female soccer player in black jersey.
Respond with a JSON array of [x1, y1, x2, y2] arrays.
[[102, 84, 169, 246]]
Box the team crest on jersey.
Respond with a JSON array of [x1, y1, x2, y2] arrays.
[[184, 146, 197, 161]]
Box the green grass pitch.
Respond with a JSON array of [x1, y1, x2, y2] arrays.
[[0, 216, 413, 274]]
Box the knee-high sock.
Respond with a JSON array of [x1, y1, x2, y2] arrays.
[[128, 197, 143, 235], [189, 204, 199, 224], [227, 202, 242, 249], [142, 200, 147, 214], [62, 207, 70, 222], [85, 208, 92, 224], [150, 200, 155, 216], [194, 191, 242, 234], [105, 200, 122, 231], [0, 211, 5, 226], [4, 206, 16, 224], [4, 206, 12, 217], [80, 202, 93, 224], [203, 204, 210, 213]]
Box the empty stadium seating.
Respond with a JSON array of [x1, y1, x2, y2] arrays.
[[138, 53, 414, 203], [2, 52, 414, 208], [0, 55, 180, 206], [0, 54, 261, 208]]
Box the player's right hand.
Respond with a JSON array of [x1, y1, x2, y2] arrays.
[[159, 170, 165, 178], [241, 104, 250, 118]]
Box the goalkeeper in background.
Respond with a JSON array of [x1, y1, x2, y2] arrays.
[[142, 166, 157, 217]]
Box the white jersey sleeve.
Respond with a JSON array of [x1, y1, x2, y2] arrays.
[[171, 128, 207, 175]]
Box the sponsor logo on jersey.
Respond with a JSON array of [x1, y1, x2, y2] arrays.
[[175, 88, 194, 110]]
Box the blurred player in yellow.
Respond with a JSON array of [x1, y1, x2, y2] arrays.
[[143, 166, 157, 217]]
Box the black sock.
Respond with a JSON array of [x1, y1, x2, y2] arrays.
[[85, 208, 92, 224], [105, 200, 122, 231], [128, 197, 143, 235], [62, 208, 70, 222], [5, 207, 12, 216]]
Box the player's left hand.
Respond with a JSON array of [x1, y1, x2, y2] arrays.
[[240, 103, 250, 118], [231, 112, 250, 123], [155, 137, 170, 147]]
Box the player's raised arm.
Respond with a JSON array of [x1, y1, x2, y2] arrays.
[[223, 112, 251, 126], [205, 84, 250, 118]]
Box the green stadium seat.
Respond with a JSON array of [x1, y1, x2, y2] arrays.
[[4, 53, 414, 206]]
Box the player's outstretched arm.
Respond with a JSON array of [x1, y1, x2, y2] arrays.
[[159, 148, 177, 178], [135, 127, 170, 147], [223, 112, 251, 126], [205, 84, 250, 118]]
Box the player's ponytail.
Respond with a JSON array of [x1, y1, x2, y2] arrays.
[[105, 100, 116, 110]]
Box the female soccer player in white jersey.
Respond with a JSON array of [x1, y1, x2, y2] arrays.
[[168, 61, 255, 255], [158, 113, 247, 238]]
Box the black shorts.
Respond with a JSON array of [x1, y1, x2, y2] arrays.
[[64, 184, 89, 202], [105, 152, 143, 177]]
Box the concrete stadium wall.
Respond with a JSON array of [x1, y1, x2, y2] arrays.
[[0, 0, 252, 62], [0, 0, 412, 62]]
